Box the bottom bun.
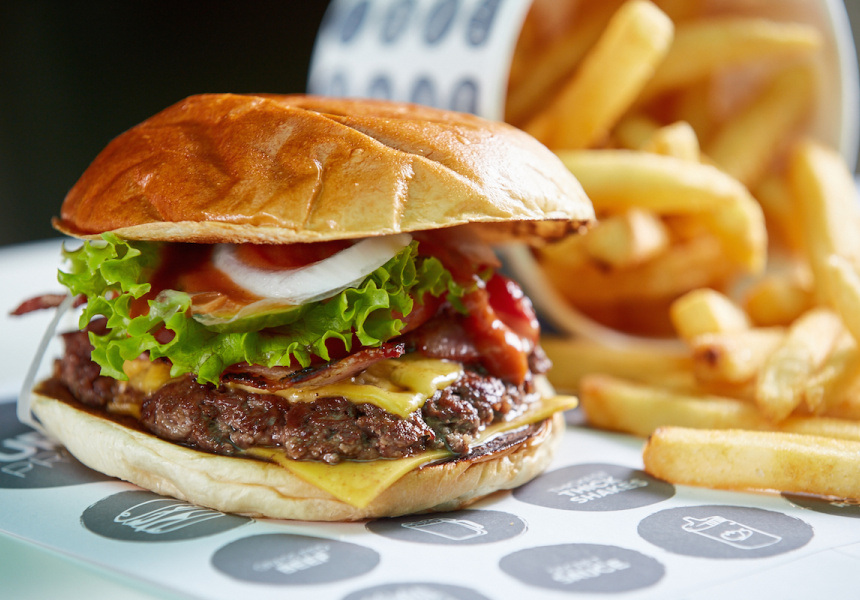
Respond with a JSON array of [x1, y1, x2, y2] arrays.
[[30, 389, 565, 521]]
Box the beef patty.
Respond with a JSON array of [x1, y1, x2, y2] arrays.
[[52, 329, 545, 464]]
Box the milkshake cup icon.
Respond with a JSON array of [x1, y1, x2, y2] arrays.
[[681, 516, 782, 550], [401, 518, 488, 541]]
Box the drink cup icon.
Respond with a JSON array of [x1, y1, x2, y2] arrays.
[[400, 518, 488, 541], [681, 516, 782, 550]]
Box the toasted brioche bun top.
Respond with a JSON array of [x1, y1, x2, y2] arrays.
[[55, 94, 593, 245]]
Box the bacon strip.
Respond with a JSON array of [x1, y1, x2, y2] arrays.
[[221, 342, 407, 391], [11, 294, 85, 315]]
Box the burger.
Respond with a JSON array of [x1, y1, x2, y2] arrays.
[[19, 94, 594, 520]]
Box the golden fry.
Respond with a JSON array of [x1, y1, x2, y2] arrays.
[[755, 307, 843, 422], [706, 66, 814, 189], [543, 337, 692, 393], [644, 427, 860, 499], [802, 330, 860, 414], [691, 327, 784, 385], [541, 234, 731, 305], [557, 150, 767, 272], [525, 0, 674, 149], [583, 208, 669, 268], [670, 288, 750, 342], [581, 374, 860, 440], [640, 121, 701, 162], [641, 17, 822, 100], [789, 140, 860, 304], [613, 113, 662, 150], [743, 272, 813, 327], [826, 255, 860, 345], [506, 2, 620, 126], [753, 173, 806, 254]]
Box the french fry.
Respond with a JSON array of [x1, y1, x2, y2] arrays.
[[670, 288, 750, 342], [524, 0, 674, 149], [541, 234, 731, 305], [613, 113, 662, 150], [505, 2, 621, 126], [640, 17, 822, 101], [581, 374, 860, 441], [583, 208, 670, 268], [644, 427, 860, 499], [755, 307, 843, 422], [802, 330, 860, 414], [824, 373, 860, 421], [691, 327, 784, 385], [788, 140, 860, 305], [651, 0, 704, 22], [542, 337, 693, 393], [706, 66, 814, 189], [557, 150, 767, 272], [671, 80, 718, 144], [743, 272, 814, 327], [640, 120, 701, 162], [753, 173, 807, 254], [826, 255, 860, 345]]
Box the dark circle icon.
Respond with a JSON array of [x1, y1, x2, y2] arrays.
[[449, 78, 479, 114], [81, 490, 250, 542], [410, 77, 438, 107], [367, 75, 393, 100], [381, 0, 415, 44], [500, 543, 665, 593], [343, 582, 490, 600], [212, 533, 380, 585], [638, 505, 814, 559], [466, 0, 501, 46], [514, 463, 675, 511], [366, 509, 526, 545], [784, 492, 860, 518], [0, 401, 112, 489], [340, 0, 370, 43], [424, 0, 459, 45]]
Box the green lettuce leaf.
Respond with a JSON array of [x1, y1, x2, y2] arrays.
[[59, 234, 468, 385]]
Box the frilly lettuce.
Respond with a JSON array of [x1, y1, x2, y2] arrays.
[[59, 234, 467, 385]]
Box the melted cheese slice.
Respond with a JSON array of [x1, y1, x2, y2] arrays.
[[246, 393, 578, 508], [232, 355, 464, 418]]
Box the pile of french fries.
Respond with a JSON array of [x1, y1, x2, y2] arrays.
[[508, 0, 860, 500]]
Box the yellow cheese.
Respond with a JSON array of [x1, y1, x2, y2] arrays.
[[246, 393, 578, 508], [123, 354, 462, 419], [122, 359, 175, 395], [232, 355, 463, 418]]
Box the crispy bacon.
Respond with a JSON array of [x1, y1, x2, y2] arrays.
[[11, 293, 85, 315], [221, 342, 406, 391], [405, 314, 481, 362]]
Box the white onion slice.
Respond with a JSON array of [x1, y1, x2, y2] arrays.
[[213, 233, 413, 305]]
